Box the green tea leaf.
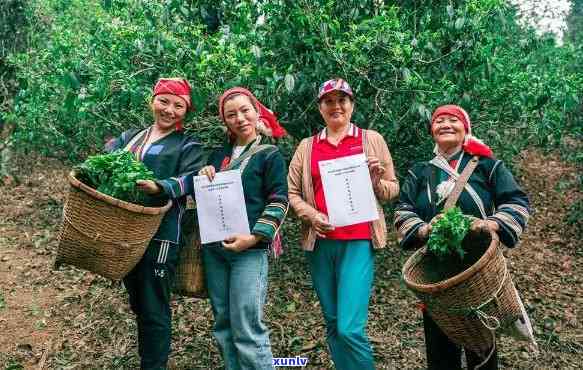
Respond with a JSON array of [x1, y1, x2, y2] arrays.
[[427, 207, 471, 260], [75, 150, 155, 204]]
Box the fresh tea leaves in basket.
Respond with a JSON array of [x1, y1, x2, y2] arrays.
[[427, 207, 472, 259], [74, 150, 156, 204]]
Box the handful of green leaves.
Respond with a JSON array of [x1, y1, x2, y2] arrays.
[[75, 150, 156, 204], [427, 207, 472, 260]]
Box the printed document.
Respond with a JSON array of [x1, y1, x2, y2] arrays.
[[319, 153, 379, 227], [194, 170, 250, 244]]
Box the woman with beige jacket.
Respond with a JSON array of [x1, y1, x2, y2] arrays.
[[287, 78, 399, 370]]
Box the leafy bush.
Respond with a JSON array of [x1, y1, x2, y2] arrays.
[[3, 0, 582, 176], [1, 0, 28, 120], [75, 150, 155, 204]]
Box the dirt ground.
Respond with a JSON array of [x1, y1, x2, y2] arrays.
[[0, 149, 581, 369]]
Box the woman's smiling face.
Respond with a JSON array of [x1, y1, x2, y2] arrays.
[[222, 94, 258, 143], [318, 91, 354, 128], [151, 93, 188, 131], [431, 114, 466, 151]]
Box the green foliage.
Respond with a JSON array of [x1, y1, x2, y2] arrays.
[[4, 360, 24, 370], [427, 207, 471, 260], [567, 0, 583, 44], [3, 0, 582, 176], [75, 150, 155, 204], [0, 0, 28, 118]]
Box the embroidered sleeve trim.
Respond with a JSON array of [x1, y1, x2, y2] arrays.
[[489, 160, 502, 183]]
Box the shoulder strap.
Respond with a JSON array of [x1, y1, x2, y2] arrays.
[[123, 128, 149, 159], [443, 156, 479, 210], [429, 164, 439, 214], [224, 144, 275, 172]]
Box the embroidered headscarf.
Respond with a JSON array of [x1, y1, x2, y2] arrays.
[[430, 104, 493, 158], [218, 87, 287, 141], [152, 78, 192, 131]]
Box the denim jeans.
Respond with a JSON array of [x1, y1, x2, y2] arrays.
[[306, 239, 375, 370], [203, 246, 273, 370]]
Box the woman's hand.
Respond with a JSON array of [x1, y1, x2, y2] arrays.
[[198, 165, 216, 181], [136, 180, 161, 195], [311, 212, 335, 238], [470, 219, 499, 234], [368, 156, 385, 191], [417, 214, 445, 239], [222, 234, 262, 252]]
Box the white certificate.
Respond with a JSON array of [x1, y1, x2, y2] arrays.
[[318, 153, 379, 227], [193, 170, 250, 244]]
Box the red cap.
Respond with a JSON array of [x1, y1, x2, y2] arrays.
[[318, 78, 354, 100]]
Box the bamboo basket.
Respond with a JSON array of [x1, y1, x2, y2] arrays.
[[174, 226, 207, 298], [402, 231, 522, 356], [55, 171, 172, 280]]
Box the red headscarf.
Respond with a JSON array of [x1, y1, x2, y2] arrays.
[[153, 78, 192, 131], [218, 87, 287, 141], [430, 104, 494, 158]]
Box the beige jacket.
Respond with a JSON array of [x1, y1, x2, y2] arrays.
[[287, 129, 399, 250]]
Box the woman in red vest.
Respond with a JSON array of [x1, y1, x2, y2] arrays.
[[287, 78, 399, 370]]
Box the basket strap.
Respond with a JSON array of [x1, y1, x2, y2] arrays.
[[475, 331, 497, 370], [123, 128, 150, 161], [62, 212, 154, 245], [472, 262, 508, 330], [443, 155, 479, 210], [225, 143, 275, 173]]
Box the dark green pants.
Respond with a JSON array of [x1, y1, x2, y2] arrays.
[[124, 239, 180, 370]]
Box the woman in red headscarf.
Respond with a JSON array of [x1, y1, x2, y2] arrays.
[[394, 105, 530, 369], [104, 78, 205, 369], [184, 86, 289, 369], [194, 87, 288, 369]]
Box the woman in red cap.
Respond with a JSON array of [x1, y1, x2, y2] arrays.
[[166, 86, 288, 369], [394, 104, 530, 369], [105, 77, 205, 369], [288, 78, 399, 370]]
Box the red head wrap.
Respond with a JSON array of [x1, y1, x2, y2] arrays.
[[430, 104, 494, 158], [153, 78, 192, 131], [431, 105, 470, 134], [218, 87, 287, 141]]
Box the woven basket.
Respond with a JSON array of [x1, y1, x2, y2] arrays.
[[402, 231, 522, 356], [55, 171, 172, 280], [174, 228, 207, 298]]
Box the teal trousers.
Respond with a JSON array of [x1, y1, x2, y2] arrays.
[[306, 239, 375, 370]]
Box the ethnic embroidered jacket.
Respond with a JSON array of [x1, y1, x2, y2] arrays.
[[105, 128, 205, 245], [157, 136, 289, 250], [395, 151, 530, 250]]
